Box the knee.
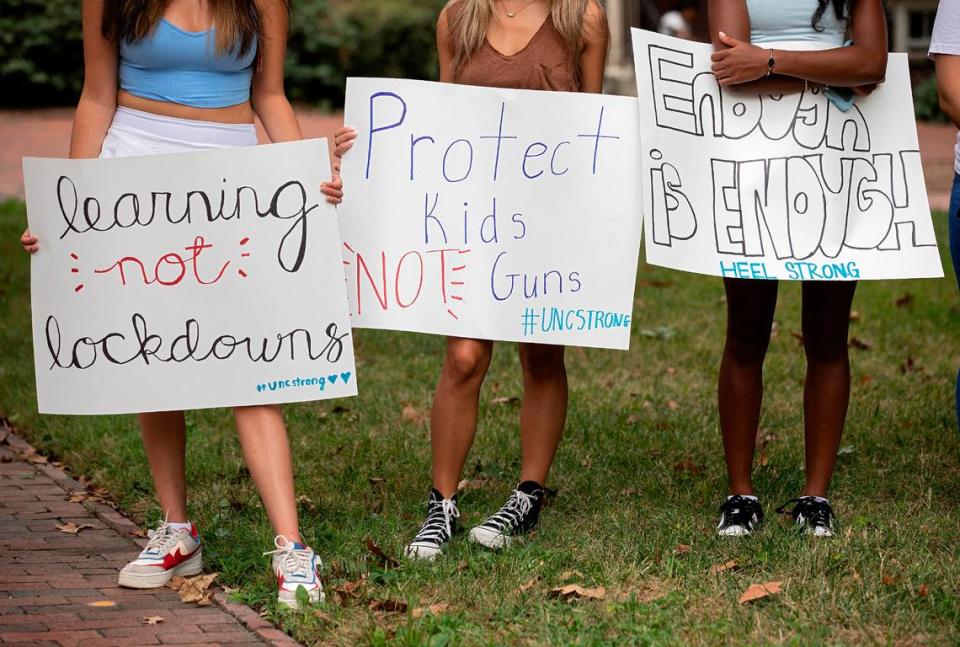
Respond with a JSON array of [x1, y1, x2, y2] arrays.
[[803, 326, 849, 364], [519, 344, 566, 382], [724, 328, 770, 365], [445, 343, 492, 383]]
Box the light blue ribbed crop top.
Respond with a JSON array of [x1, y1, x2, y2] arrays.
[[746, 0, 847, 46], [119, 19, 257, 109]]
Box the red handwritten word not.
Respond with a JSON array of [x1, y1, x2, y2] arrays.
[[343, 242, 468, 320], [93, 236, 247, 288]]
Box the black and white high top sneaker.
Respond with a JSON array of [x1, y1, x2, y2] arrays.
[[468, 481, 546, 550], [716, 495, 764, 536], [404, 489, 461, 560], [777, 496, 835, 537]]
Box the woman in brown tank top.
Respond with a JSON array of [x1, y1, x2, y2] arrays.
[[398, 0, 609, 560]]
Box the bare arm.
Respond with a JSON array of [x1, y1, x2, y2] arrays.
[[437, 4, 456, 83], [935, 54, 960, 127], [579, 0, 609, 94], [25, 0, 116, 252], [251, 0, 302, 143], [709, 0, 887, 89], [70, 0, 118, 159]]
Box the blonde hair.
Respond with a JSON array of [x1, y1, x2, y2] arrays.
[[446, 0, 599, 75]]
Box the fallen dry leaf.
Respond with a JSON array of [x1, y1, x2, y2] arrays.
[[142, 616, 164, 625], [168, 573, 218, 605], [918, 584, 929, 597], [620, 488, 641, 496], [331, 578, 365, 604], [365, 538, 399, 568], [882, 574, 896, 586], [894, 293, 914, 307], [401, 405, 426, 425], [666, 400, 679, 411], [56, 522, 94, 535], [368, 598, 407, 613], [129, 528, 148, 538], [790, 331, 805, 345], [673, 459, 703, 476], [411, 603, 450, 619], [549, 584, 606, 601], [849, 310, 861, 321], [87, 600, 116, 608], [674, 544, 691, 556], [517, 575, 542, 593], [738, 581, 782, 605], [710, 560, 738, 574], [849, 337, 873, 351]]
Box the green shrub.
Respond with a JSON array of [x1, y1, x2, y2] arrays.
[[914, 74, 949, 123], [0, 0, 446, 108], [0, 0, 84, 107]]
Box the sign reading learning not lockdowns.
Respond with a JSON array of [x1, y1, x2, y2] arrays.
[[337, 78, 644, 350], [23, 140, 357, 415], [632, 30, 943, 281]]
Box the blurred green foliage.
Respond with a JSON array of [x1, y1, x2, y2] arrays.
[[0, 0, 447, 108], [914, 74, 949, 123]]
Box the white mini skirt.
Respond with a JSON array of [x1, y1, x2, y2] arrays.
[[99, 106, 258, 160]]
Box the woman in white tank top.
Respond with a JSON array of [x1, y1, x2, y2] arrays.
[[706, 0, 888, 538]]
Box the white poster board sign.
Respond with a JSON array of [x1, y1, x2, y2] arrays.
[[337, 78, 643, 349], [23, 140, 358, 415], [632, 30, 943, 281]]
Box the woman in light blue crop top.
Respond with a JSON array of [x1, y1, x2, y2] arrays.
[[705, 0, 888, 538], [20, 0, 339, 610]]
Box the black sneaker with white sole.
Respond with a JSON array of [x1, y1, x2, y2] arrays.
[[404, 489, 461, 560], [468, 481, 546, 549], [776, 496, 835, 537], [716, 495, 764, 536]]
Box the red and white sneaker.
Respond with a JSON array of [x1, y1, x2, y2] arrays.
[[264, 535, 324, 609], [118, 519, 202, 588]]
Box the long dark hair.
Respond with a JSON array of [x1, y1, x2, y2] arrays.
[[812, 0, 854, 32], [101, 0, 262, 56]]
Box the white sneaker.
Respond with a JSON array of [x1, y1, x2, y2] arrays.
[[118, 519, 202, 589], [264, 535, 324, 609]]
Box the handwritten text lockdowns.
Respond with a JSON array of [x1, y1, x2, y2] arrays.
[[23, 140, 357, 414]]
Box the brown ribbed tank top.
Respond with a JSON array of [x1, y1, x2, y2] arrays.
[[450, 5, 580, 92]]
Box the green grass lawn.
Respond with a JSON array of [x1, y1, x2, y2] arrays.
[[1, 197, 959, 645]]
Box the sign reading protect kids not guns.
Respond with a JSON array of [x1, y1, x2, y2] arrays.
[[633, 30, 943, 281], [23, 140, 357, 415], [338, 78, 644, 349]]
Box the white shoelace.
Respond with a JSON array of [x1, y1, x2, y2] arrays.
[[142, 513, 184, 555], [263, 535, 313, 579], [482, 490, 535, 532], [414, 499, 460, 544]]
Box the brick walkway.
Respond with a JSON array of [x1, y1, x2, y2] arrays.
[[0, 431, 299, 647]]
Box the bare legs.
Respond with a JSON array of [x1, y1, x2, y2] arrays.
[[234, 405, 301, 541], [518, 344, 567, 486], [430, 338, 568, 498], [139, 412, 189, 522], [800, 281, 857, 497], [718, 278, 856, 498], [137, 406, 301, 541]]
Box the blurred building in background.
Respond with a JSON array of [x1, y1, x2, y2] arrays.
[[605, 0, 940, 93]]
